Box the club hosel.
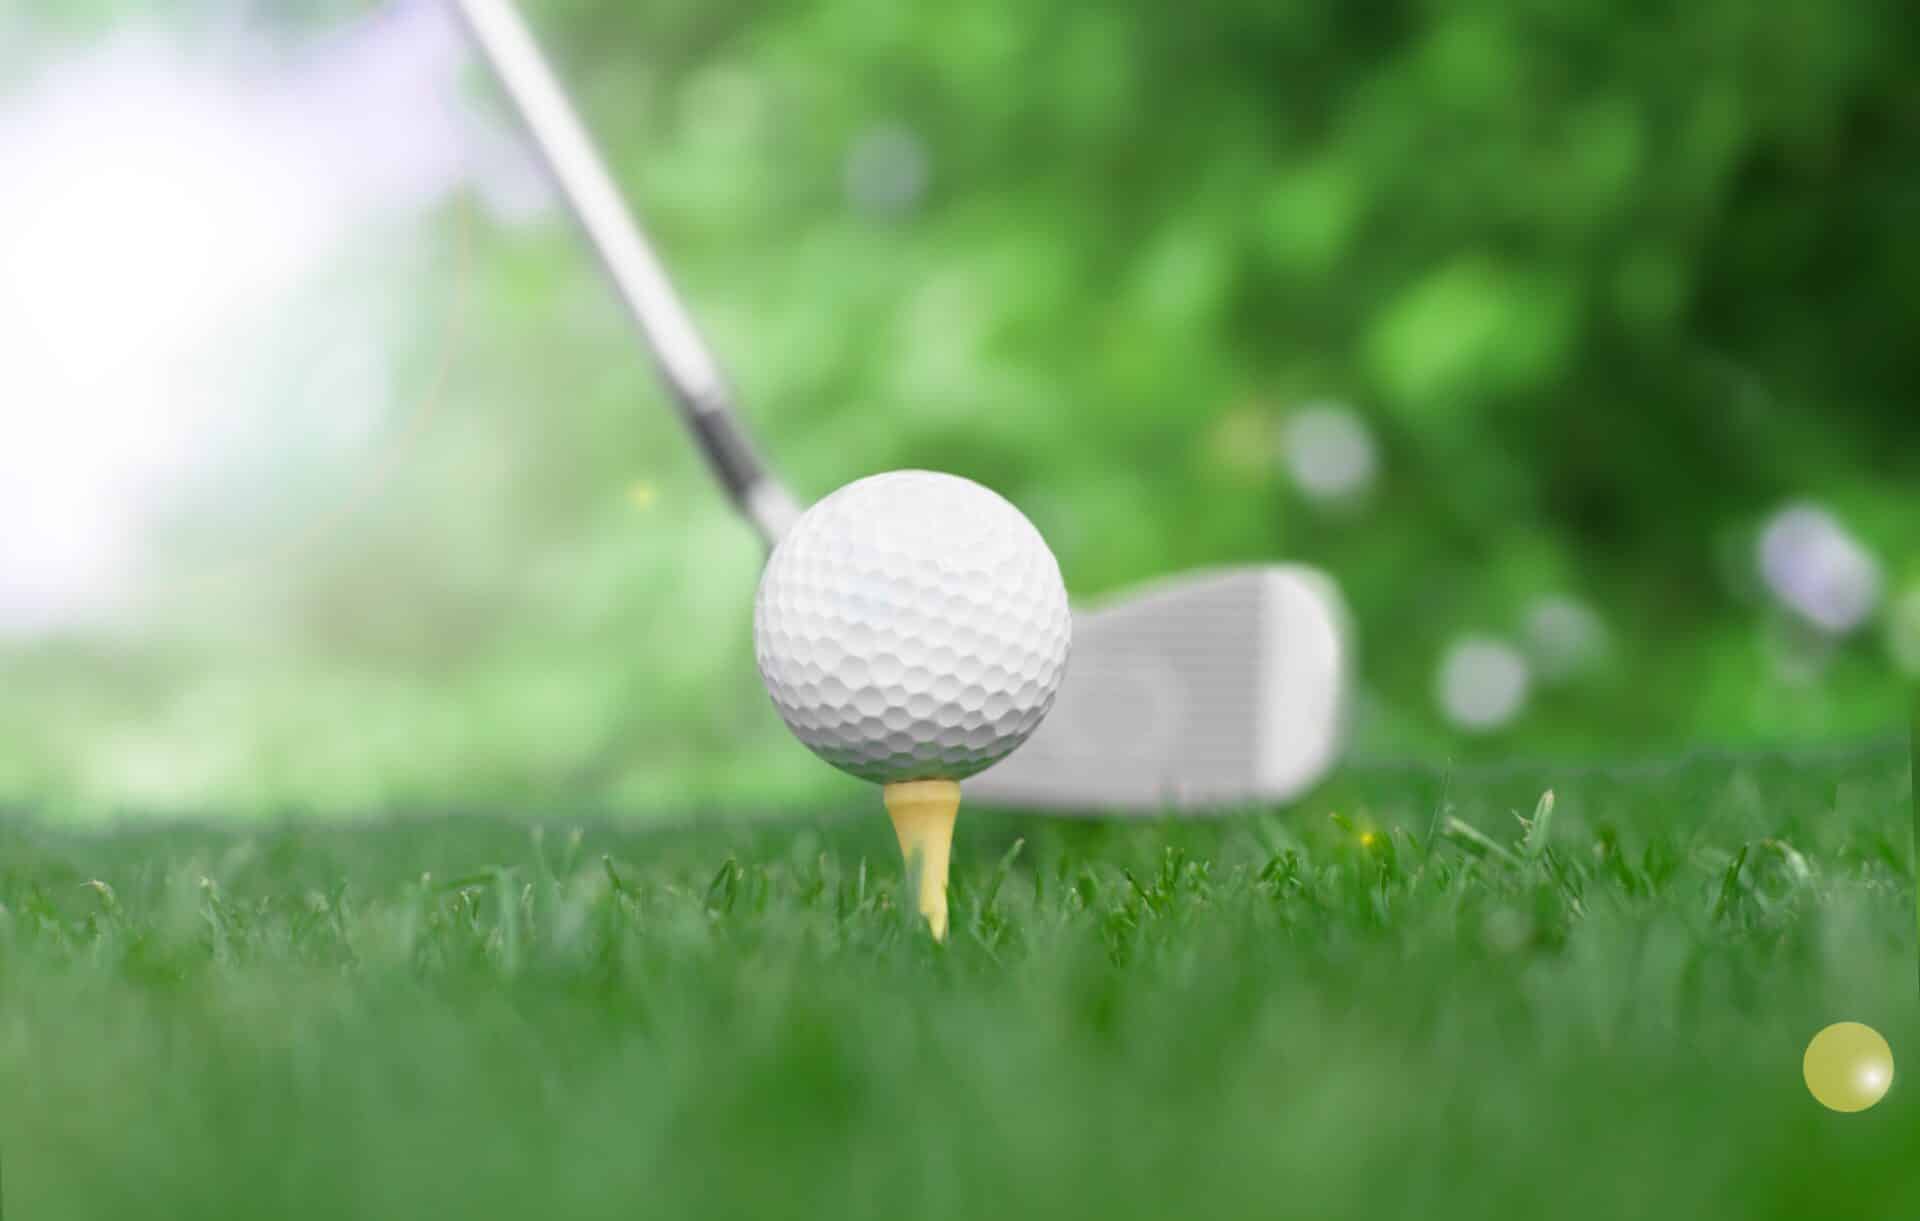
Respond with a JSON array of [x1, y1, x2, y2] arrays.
[[679, 402, 803, 545], [744, 482, 803, 547]]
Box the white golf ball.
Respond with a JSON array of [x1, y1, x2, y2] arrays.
[[754, 470, 1072, 784]]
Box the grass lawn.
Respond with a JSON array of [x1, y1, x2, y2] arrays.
[[0, 743, 1912, 1218]]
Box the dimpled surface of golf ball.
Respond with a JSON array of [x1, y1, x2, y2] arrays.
[[755, 470, 1071, 784]]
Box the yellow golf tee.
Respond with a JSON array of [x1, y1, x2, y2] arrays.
[[883, 779, 960, 941]]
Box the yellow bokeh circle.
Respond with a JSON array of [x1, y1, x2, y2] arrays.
[[1802, 1022, 1894, 1113]]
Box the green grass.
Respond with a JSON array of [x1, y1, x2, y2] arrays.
[[0, 745, 1912, 1218]]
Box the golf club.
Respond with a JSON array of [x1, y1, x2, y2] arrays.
[[448, 0, 1353, 811]]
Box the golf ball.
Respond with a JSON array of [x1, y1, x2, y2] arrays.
[[754, 470, 1071, 784]]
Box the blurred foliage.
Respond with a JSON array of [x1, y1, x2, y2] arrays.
[[2, 0, 1917, 814]]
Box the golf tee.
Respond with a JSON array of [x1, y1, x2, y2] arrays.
[[882, 780, 960, 941]]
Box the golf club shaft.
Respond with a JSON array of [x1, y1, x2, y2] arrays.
[[448, 0, 800, 545]]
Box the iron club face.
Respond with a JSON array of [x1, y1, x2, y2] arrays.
[[964, 566, 1352, 812]]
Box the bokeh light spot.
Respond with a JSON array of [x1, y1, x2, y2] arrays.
[[1437, 636, 1531, 733], [1803, 1023, 1894, 1113]]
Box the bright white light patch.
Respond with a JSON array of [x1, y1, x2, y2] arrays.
[[0, 39, 284, 630], [1757, 503, 1882, 636], [0, 7, 533, 636], [1279, 403, 1378, 507], [1437, 636, 1531, 733]]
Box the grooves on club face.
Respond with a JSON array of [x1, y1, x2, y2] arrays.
[[964, 566, 1354, 814]]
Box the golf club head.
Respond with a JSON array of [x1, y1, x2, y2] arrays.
[[964, 565, 1353, 813]]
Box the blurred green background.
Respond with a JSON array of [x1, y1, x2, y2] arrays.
[[1, 0, 1915, 816]]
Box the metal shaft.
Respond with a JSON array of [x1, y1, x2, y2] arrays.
[[448, 0, 800, 544]]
